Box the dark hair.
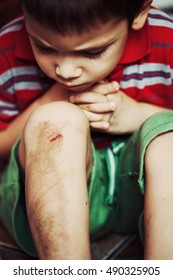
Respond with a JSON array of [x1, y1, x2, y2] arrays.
[[21, 0, 150, 34]]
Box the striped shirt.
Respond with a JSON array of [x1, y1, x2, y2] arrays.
[[0, 17, 53, 130], [0, 7, 173, 132], [108, 8, 173, 108]]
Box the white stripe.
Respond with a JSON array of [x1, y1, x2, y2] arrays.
[[122, 63, 171, 75], [0, 101, 19, 116], [0, 16, 23, 36], [149, 9, 173, 29], [1, 16, 23, 29], [0, 66, 39, 84], [12, 66, 40, 77], [0, 69, 13, 86], [1, 109, 19, 116], [0, 101, 16, 109], [6, 82, 42, 94], [121, 76, 171, 89], [15, 81, 42, 91], [0, 66, 43, 93], [0, 66, 39, 85], [149, 8, 173, 19], [0, 24, 22, 36], [121, 63, 173, 89]]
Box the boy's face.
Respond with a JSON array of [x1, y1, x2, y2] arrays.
[[25, 12, 129, 92]]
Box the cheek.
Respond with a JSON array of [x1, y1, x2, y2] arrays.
[[93, 59, 118, 78], [35, 55, 55, 77], [86, 64, 114, 82]]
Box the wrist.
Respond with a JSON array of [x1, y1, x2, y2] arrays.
[[140, 102, 168, 123]]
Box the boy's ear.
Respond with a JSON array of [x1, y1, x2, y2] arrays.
[[131, 0, 152, 30]]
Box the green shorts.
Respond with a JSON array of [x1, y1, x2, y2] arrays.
[[1, 111, 173, 258]]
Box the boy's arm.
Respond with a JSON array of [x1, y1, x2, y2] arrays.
[[69, 82, 169, 134], [0, 98, 40, 160], [0, 83, 69, 160]]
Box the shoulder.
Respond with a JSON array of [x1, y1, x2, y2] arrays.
[[0, 16, 26, 72], [0, 16, 25, 46], [0, 16, 37, 79], [147, 7, 173, 67], [148, 7, 173, 29], [148, 7, 173, 42]]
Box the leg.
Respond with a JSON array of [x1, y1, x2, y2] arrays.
[[144, 132, 173, 259], [18, 101, 92, 259]]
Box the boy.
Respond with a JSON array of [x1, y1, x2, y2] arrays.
[[0, 0, 173, 259]]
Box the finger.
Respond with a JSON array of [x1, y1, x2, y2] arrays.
[[69, 81, 119, 103], [90, 121, 110, 130], [93, 81, 119, 95], [82, 109, 107, 122], [69, 92, 108, 104], [79, 100, 116, 113]]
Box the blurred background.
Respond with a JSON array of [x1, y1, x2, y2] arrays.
[[153, 0, 172, 9], [0, 0, 22, 27], [153, 0, 173, 17], [0, 0, 173, 27]]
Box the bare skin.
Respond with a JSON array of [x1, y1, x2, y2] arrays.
[[144, 132, 173, 259], [19, 101, 92, 259]]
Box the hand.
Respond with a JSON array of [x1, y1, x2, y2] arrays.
[[107, 90, 144, 134], [107, 91, 169, 134], [69, 81, 120, 130], [69, 81, 152, 134]]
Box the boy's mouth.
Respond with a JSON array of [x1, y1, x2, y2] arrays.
[[59, 82, 92, 92]]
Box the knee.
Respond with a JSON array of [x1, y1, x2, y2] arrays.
[[23, 101, 90, 145]]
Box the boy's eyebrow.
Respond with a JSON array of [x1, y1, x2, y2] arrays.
[[28, 32, 117, 52]]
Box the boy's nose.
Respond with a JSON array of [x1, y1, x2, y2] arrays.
[[55, 61, 82, 80]]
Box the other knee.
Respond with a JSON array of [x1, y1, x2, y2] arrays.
[[145, 131, 173, 172]]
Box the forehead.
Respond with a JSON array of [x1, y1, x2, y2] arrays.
[[24, 11, 128, 51]]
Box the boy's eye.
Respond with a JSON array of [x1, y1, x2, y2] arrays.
[[32, 39, 108, 58], [33, 41, 56, 54], [82, 48, 107, 59]]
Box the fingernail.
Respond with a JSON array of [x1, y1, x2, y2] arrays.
[[112, 81, 120, 91], [69, 95, 75, 103]]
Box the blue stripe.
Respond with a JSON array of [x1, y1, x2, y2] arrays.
[[149, 14, 173, 23], [143, 94, 173, 108], [3, 79, 41, 93], [151, 42, 173, 49], [2, 77, 50, 93], [123, 71, 171, 81], [148, 94, 173, 101], [2, 74, 36, 85], [0, 46, 15, 55], [2, 74, 47, 86], [0, 106, 17, 111]]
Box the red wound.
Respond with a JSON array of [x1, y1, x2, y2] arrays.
[[50, 134, 63, 143]]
